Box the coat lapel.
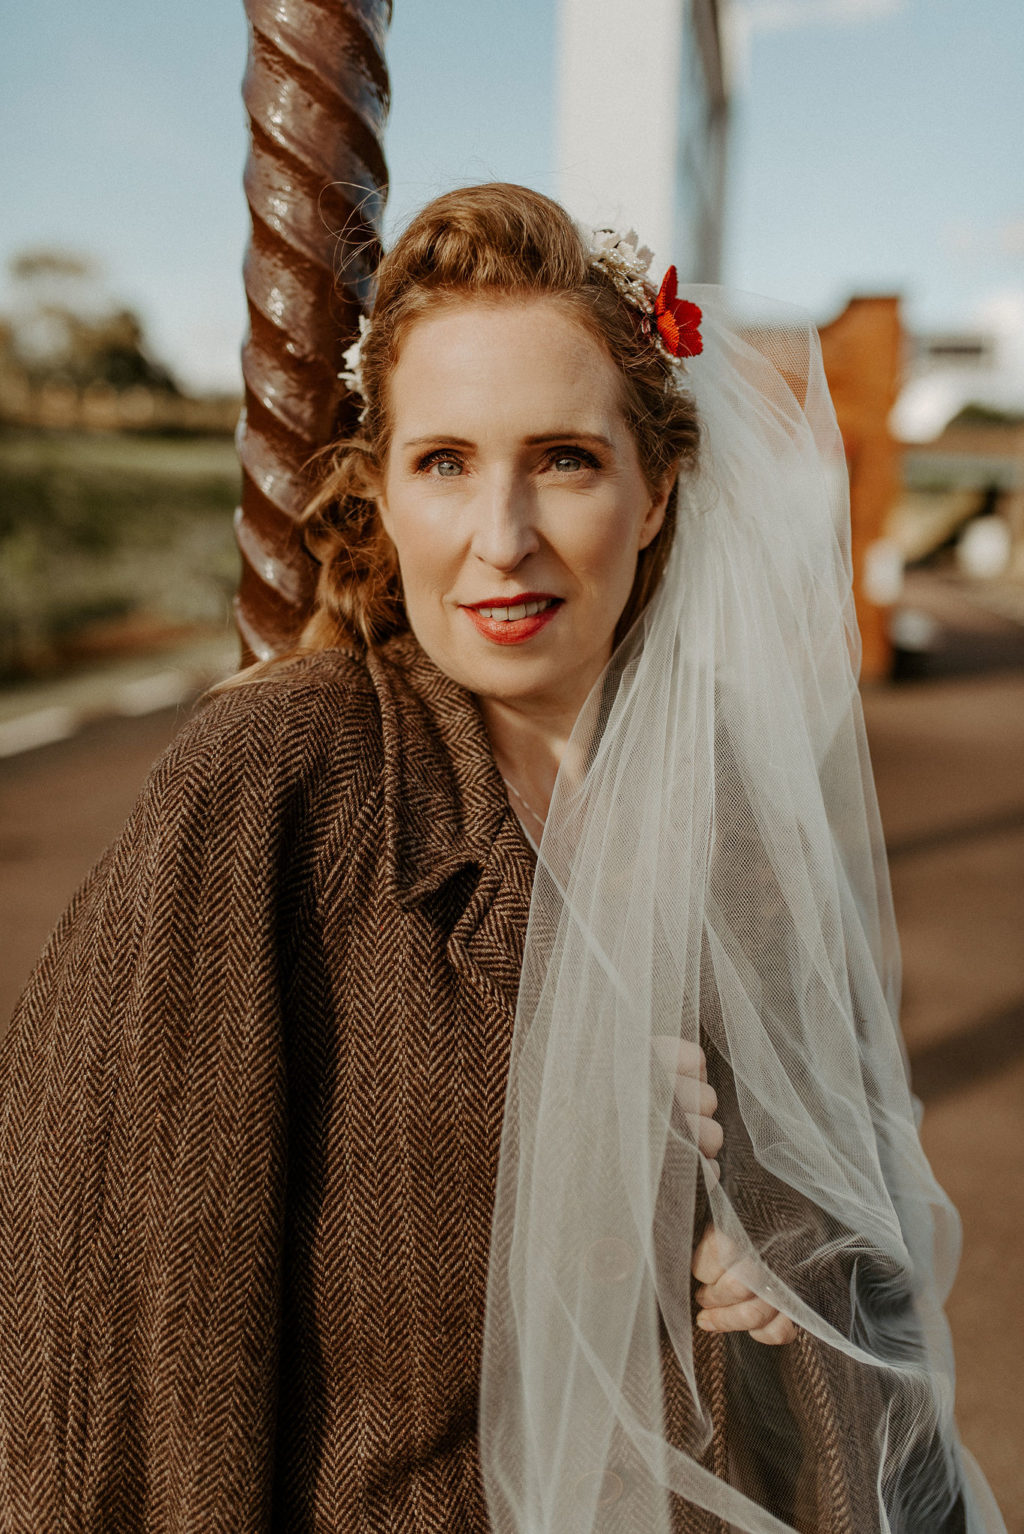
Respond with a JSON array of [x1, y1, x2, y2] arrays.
[[366, 633, 537, 1024], [444, 810, 536, 1023]]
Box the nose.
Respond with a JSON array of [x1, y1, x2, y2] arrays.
[[469, 467, 540, 571]]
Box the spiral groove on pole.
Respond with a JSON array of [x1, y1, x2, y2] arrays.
[[237, 0, 392, 662]]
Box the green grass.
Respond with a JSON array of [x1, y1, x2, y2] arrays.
[[0, 428, 243, 680]]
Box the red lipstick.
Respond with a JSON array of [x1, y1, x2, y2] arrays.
[[460, 594, 563, 646]]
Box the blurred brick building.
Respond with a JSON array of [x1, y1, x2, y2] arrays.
[[819, 297, 904, 682]]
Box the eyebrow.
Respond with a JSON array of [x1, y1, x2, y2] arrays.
[[530, 431, 617, 448], [401, 431, 615, 450]]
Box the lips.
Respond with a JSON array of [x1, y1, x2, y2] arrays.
[[460, 594, 563, 646], [472, 596, 557, 622]]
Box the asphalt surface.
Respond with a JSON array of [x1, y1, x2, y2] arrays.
[[863, 666, 1024, 1529], [2, 579, 1022, 1528]]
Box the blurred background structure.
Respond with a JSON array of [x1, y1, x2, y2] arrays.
[[1, 0, 1022, 1525], [556, 0, 728, 282]]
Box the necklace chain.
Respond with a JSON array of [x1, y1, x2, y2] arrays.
[[501, 774, 546, 832]]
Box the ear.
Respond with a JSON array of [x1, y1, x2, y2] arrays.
[[360, 459, 392, 537], [638, 464, 677, 551], [374, 489, 393, 540]]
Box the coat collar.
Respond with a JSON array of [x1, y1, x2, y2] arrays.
[[363, 631, 538, 1025], [365, 630, 536, 911]]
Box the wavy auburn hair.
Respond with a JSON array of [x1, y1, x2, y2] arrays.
[[218, 182, 701, 690]]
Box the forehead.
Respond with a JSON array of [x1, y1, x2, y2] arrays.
[[389, 297, 625, 435]]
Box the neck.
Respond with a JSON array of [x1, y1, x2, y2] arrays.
[[474, 646, 614, 827], [475, 693, 576, 825]]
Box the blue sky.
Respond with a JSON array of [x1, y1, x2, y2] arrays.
[[2, 0, 1021, 401]]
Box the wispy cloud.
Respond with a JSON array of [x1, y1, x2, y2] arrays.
[[734, 0, 906, 31], [997, 220, 1024, 259], [725, 0, 909, 86], [943, 217, 1024, 263]]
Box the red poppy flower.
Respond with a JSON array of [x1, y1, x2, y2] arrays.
[[654, 266, 703, 358]]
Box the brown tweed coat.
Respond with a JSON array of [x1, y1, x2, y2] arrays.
[[0, 631, 896, 1532]]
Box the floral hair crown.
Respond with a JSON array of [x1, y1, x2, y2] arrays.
[[338, 224, 702, 421], [585, 226, 703, 365]]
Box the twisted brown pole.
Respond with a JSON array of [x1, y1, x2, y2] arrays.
[[236, 0, 392, 663]]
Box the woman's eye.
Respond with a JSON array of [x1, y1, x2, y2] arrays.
[[551, 449, 598, 474], [417, 451, 463, 477]]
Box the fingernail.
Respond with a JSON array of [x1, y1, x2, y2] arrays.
[[696, 1314, 715, 1331]]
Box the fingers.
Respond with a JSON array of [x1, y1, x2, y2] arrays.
[[691, 1226, 797, 1344], [690, 1225, 722, 1286], [651, 1041, 721, 1172], [690, 1223, 740, 1285], [671, 1072, 720, 1164], [748, 1312, 798, 1345], [685, 1108, 724, 1160], [696, 1295, 778, 1333], [696, 1296, 798, 1345], [694, 1264, 755, 1310], [652, 1037, 707, 1084], [675, 1077, 717, 1118], [698, 1304, 798, 1346]]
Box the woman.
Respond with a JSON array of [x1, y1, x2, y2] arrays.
[[0, 184, 1004, 1533]]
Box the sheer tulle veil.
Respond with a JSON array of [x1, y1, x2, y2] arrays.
[[478, 285, 1006, 1533]]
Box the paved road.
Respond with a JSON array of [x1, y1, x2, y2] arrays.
[[863, 668, 1024, 1530], [2, 622, 1022, 1527]]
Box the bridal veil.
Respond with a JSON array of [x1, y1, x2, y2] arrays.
[[479, 286, 1006, 1534]]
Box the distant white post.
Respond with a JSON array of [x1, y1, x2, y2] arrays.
[[555, 0, 728, 282]]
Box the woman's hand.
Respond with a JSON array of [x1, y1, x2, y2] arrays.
[[691, 1225, 798, 1345], [652, 1038, 723, 1186], [652, 1039, 795, 1344]]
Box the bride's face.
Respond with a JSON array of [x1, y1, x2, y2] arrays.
[[374, 296, 671, 717]]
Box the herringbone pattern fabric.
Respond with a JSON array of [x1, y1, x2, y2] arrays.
[[1, 633, 868, 1531]]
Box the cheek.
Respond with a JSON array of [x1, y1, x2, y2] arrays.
[[383, 494, 456, 593], [562, 497, 647, 586]]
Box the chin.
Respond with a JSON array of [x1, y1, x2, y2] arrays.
[[409, 608, 615, 712], [468, 645, 607, 713], [449, 649, 559, 701]]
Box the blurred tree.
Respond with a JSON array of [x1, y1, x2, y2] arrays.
[[4, 247, 180, 395], [0, 318, 20, 380], [9, 249, 96, 283]]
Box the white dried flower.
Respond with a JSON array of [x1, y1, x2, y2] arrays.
[[584, 224, 658, 316], [339, 313, 372, 422]]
